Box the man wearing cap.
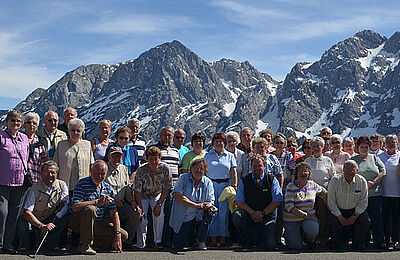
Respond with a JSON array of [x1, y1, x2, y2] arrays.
[[69, 160, 128, 255], [105, 146, 141, 248]]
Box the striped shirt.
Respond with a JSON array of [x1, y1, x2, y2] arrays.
[[150, 143, 180, 186], [71, 176, 116, 222], [129, 137, 146, 165], [272, 150, 295, 183], [283, 180, 326, 224]]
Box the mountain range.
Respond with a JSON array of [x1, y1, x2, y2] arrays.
[[2, 30, 399, 144]]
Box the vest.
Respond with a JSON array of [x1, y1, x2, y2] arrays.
[[243, 173, 274, 216], [32, 179, 66, 221]]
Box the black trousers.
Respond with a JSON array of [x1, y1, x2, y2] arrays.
[[329, 208, 370, 249]]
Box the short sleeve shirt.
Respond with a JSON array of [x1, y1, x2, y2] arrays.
[[133, 162, 172, 199], [205, 149, 237, 180]]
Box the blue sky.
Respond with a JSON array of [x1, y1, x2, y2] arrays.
[[1, 0, 400, 109]]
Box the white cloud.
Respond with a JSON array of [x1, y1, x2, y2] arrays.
[[0, 65, 58, 98], [84, 14, 194, 35]]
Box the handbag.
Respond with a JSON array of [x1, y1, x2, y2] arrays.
[[5, 130, 32, 188]]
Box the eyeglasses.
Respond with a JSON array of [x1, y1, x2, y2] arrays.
[[25, 121, 38, 125], [175, 136, 185, 140], [47, 119, 58, 123], [287, 144, 295, 147], [331, 141, 341, 144], [118, 136, 129, 140], [303, 146, 312, 149], [70, 129, 81, 133], [10, 119, 22, 123]]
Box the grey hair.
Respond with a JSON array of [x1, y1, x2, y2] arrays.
[[310, 136, 325, 147], [343, 160, 358, 170], [161, 126, 174, 133], [330, 134, 342, 143], [91, 159, 107, 171], [386, 134, 398, 142], [64, 107, 77, 115], [343, 137, 354, 145], [24, 112, 40, 124], [226, 131, 240, 142], [240, 127, 252, 135], [68, 118, 85, 131], [44, 111, 58, 120], [175, 128, 186, 136], [98, 119, 112, 128], [41, 160, 59, 173]]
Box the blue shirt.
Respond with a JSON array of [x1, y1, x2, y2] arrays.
[[71, 176, 116, 222], [204, 149, 237, 180], [234, 173, 283, 202], [169, 173, 215, 233], [176, 145, 190, 160]]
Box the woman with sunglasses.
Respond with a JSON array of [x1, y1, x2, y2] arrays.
[[325, 134, 351, 174], [295, 139, 313, 164], [106, 127, 139, 178], [0, 110, 30, 253], [54, 118, 94, 193]]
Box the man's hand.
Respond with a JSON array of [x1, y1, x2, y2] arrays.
[[42, 223, 56, 231], [367, 180, 375, 189], [347, 215, 357, 225], [153, 203, 162, 217], [197, 202, 212, 210], [337, 215, 348, 226], [112, 233, 122, 253], [250, 211, 263, 223], [96, 195, 113, 206]]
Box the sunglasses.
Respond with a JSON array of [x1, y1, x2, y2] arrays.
[[304, 146, 312, 149], [118, 136, 129, 140], [25, 120, 38, 125], [47, 119, 58, 123], [275, 142, 285, 145], [10, 119, 22, 123], [175, 136, 185, 140], [70, 129, 81, 133]]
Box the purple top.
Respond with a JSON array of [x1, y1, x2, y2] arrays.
[[0, 129, 30, 186]]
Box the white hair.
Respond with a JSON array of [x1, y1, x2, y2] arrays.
[[311, 136, 325, 147], [24, 112, 40, 124], [68, 118, 85, 131], [226, 131, 240, 142], [330, 134, 342, 143]]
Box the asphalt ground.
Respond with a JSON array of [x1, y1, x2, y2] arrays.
[[1, 246, 399, 260]]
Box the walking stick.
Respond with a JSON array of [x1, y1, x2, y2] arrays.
[[31, 215, 57, 258]]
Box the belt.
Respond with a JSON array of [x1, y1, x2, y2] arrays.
[[210, 178, 229, 183]]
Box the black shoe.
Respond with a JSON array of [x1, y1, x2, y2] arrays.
[[2, 248, 17, 254]]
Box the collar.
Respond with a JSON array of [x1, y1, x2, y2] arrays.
[[341, 174, 356, 184], [189, 174, 206, 185], [252, 173, 265, 181], [5, 129, 22, 141]]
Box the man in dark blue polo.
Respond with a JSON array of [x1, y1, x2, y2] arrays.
[[232, 155, 283, 250]]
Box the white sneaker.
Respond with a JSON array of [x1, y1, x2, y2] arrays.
[[199, 242, 207, 250]]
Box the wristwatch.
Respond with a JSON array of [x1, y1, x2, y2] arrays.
[[115, 230, 121, 234]]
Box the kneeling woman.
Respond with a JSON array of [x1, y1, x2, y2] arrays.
[[169, 158, 216, 250], [283, 162, 327, 250]]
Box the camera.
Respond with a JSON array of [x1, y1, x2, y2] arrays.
[[207, 205, 218, 215]]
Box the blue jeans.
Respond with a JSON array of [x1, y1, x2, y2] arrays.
[[366, 196, 385, 245], [173, 211, 212, 249], [232, 209, 277, 250], [284, 219, 319, 250]]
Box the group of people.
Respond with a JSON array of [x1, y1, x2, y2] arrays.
[[0, 108, 399, 255]]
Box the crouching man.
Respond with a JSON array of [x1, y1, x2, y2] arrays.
[[69, 160, 128, 255], [17, 160, 69, 251], [232, 155, 283, 250], [328, 160, 370, 250], [105, 146, 141, 248]]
